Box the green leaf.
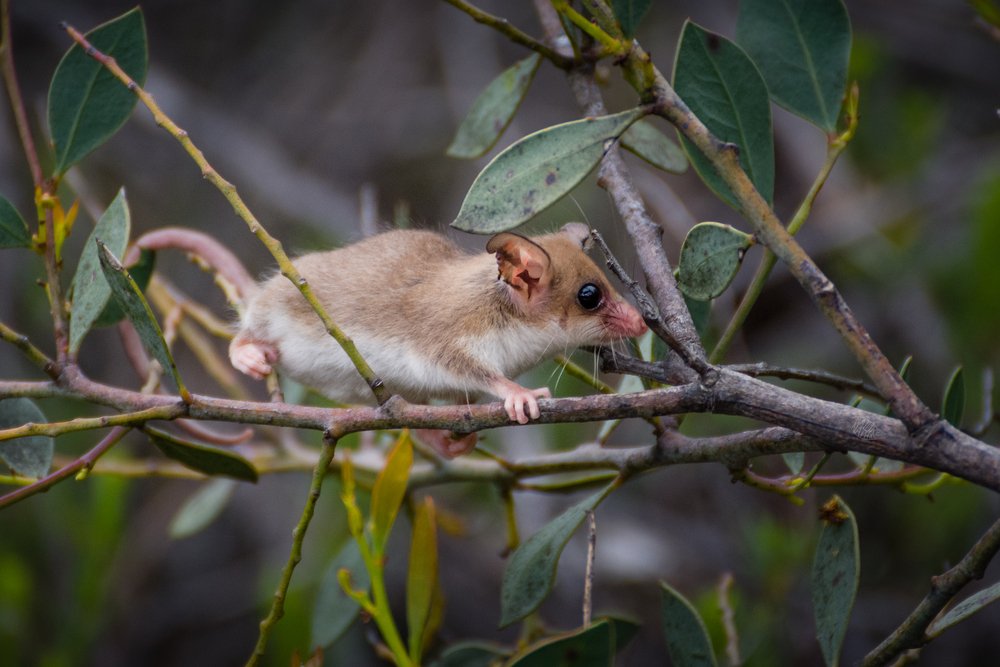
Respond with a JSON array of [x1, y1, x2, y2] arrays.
[[660, 581, 718, 667], [312, 540, 369, 649], [673, 21, 774, 208], [0, 196, 30, 248], [69, 188, 131, 353], [428, 642, 509, 667], [612, 0, 652, 39], [0, 398, 54, 479], [677, 222, 753, 300], [147, 428, 257, 482], [683, 294, 712, 341], [407, 497, 438, 663], [446, 54, 542, 159], [97, 240, 189, 397], [941, 366, 965, 427], [369, 431, 413, 553], [452, 108, 645, 234], [506, 620, 615, 667], [94, 248, 155, 328], [928, 580, 1000, 637], [48, 8, 148, 176], [500, 483, 614, 627], [607, 615, 641, 652], [736, 0, 851, 132], [621, 118, 688, 173], [168, 478, 237, 539], [811, 495, 859, 667]]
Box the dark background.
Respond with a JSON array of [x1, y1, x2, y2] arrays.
[[2, 1, 999, 665]]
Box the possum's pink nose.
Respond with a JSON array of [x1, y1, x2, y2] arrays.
[[624, 304, 647, 337]]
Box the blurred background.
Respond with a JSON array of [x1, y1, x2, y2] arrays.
[[1, 0, 999, 665]]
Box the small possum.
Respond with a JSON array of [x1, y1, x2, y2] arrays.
[[229, 223, 647, 440]]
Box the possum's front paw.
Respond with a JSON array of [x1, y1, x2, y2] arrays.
[[491, 378, 551, 424], [229, 337, 278, 380]]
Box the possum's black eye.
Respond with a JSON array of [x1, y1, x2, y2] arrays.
[[577, 283, 602, 310]]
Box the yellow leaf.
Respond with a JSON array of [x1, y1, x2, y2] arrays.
[[407, 497, 440, 662], [369, 430, 413, 554]]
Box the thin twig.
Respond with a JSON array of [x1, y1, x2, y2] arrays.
[[717, 572, 741, 667], [0, 404, 185, 442], [246, 431, 339, 666], [0, 0, 42, 187], [583, 510, 597, 626], [863, 516, 1000, 666], [441, 0, 574, 68], [727, 362, 882, 399], [0, 426, 130, 509], [0, 321, 57, 378]]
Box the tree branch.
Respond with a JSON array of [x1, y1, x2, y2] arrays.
[[863, 516, 1000, 666]]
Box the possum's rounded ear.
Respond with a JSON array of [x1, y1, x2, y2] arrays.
[[560, 222, 593, 250], [486, 232, 552, 305]]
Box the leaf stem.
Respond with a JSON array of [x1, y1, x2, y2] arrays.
[[61, 23, 390, 406], [553, 1, 623, 55]]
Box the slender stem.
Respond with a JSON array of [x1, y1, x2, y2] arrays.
[[246, 432, 339, 667], [727, 362, 882, 398], [0, 0, 42, 188], [717, 573, 741, 667], [582, 510, 596, 626], [0, 427, 130, 509], [62, 23, 390, 406], [0, 404, 184, 442], [441, 0, 574, 68], [863, 516, 1000, 666]]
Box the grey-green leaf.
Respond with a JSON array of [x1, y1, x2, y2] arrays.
[[452, 108, 644, 234], [97, 241, 188, 397], [677, 222, 753, 300], [500, 484, 615, 627], [941, 366, 965, 427], [0, 398, 54, 479], [928, 580, 1000, 637], [736, 0, 851, 132], [612, 0, 652, 39], [446, 54, 541, 159], [506, 620, 614, 667], [660, 581, 718, 667], [312, 540, 369, 649], [147, 428, 257, 482], [0, 196, 30, 248], [621, 119, 688, 173], [673, 21, 774, 208], [48, 7, 148, 176], [69, 188, 132, 353], [812, 495, 859, 667], [169, 478, 237, 539]]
